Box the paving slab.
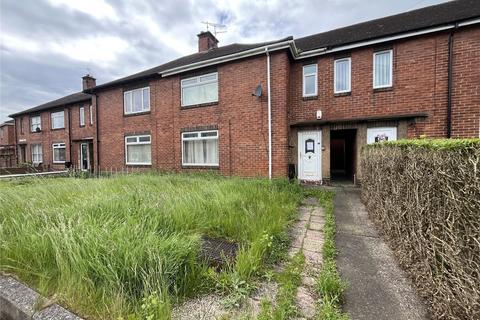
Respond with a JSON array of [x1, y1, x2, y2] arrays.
[[334, 187, 429, 320]]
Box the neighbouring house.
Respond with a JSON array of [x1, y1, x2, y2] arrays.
[[0, 120, 16, 168], [8, 0, 480, 183], [9, 75, 94, 171]]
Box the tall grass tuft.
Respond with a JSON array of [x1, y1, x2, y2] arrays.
[[0, 173, 303, 318]]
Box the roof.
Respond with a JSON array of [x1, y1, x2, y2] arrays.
[[87, 37, 292, 92], [9, 92, 91, 117], [0, 120, 14, 127], [295, 0, 480, 51]]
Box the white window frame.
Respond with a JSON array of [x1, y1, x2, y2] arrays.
[[181, 72, 219, 107], [302, 64, 318, 97], [334, 57, 351, 93], [79, 106, 85, 126], [124, 135, 152, 165], [31, 144, 42, 164], [367, 127, 397, 144], [30, 116, 41, 132], [52, 143, 66, 163], [373, 49, 393, 89], [89, 105, 93, 125], [51, 111, 65, 129], [181, 130, 219, 166], [124, 87, 150, 115]]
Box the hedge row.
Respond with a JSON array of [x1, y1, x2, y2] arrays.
[[361, 139, 480, 320]]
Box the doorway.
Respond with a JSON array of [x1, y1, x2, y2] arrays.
[[330, 129, 356, 182], [19, 145, 26, 163], [298, 130, 322, 182], [80, 143, 90, 171]]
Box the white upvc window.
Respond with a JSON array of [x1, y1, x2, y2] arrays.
[[89, 105, 93, 125], [334, 58, 351, 93], [124, 87, 150, 114], [31, 144, 42, 164], [51, 111, 65, 129], [30, 116, 41, 132], [79, 106, 85, 126], [181, 72, 218, 107], [367, 127, 397, 144], [52, 143, 66, 163], [182, 130, 219, 166], [302, 64, 318, 97], [373, 50, 393, 88], [125, 135, 151, 165]]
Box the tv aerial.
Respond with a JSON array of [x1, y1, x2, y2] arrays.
[[201, 21, 227, 37]]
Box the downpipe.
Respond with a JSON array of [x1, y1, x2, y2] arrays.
[[266, 48, 272, 179]]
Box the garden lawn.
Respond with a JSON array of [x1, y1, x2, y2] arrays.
[[0, 173, 303, 319]]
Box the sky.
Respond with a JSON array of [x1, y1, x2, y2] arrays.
[[0, 0, 449, 122]]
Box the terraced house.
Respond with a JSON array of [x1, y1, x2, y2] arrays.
[[8, 0, 480, 183]]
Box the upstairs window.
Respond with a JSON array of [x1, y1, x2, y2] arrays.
[[182, 130, 218, 166], [373, 50, 393, 88], [51, 111, 65, 129], [52, 143, 66, 163], [30, 116, 41, 132], [302, 64, 317, 97], [181, 72, 218, 107], [334, 58, 351, 93], [31, 144, 42, 164], [79, 106, 85, 126], [125, 135, 151, 165], [89, 105, 93, 125], [124, 87, 150, 114]]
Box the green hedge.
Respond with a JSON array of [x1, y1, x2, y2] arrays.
[[361, 139, 480, 320]]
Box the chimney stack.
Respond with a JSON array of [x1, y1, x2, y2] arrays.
[[197, 31, 218, 52], [82, 74, 96, 90]]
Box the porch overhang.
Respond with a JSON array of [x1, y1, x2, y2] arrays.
[[289, 113, 428, 127]]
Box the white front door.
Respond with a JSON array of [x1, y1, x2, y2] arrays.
[[298, 130, 322, 181]]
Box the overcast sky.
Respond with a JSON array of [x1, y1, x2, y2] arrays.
[[0, 0, 449, 122]]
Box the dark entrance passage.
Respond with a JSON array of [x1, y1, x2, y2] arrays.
[[330, 129, 356, 182]]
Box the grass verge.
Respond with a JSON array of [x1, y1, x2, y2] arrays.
[[308, 190, 349, 320], [0, 173, 303, 319]]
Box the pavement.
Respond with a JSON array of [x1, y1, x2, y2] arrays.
[[333, 186, 429, 320]]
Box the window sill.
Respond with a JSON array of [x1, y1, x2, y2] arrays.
[[373, 86, 393, 93], [182, 165, 219, 170], [124, 111, 151, 117], [53, 162, 65, 164], [30, 131, 42, 134], [126, 163, 152, 167], [302, 96, 318, 101], [181, 102, 218, 109], [51, 128, 65, 131], [79, 125, 85, 128], [334, 92, 351, 97]]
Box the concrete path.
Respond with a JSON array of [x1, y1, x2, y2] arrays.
[[289, 197, 325, 319], [334, 186, 429, 320]]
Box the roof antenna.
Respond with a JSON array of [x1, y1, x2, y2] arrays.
[[201, 21, 227, 37]]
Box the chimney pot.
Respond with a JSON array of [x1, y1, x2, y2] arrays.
[[82, 74, 96, 90], [197, 31, 219, 52]]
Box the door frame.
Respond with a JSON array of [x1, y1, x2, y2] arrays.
[[297, 130, 322, 181], [80, 142, 89, 171]]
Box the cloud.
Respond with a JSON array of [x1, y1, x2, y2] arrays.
[[0, 0, 448, 122]]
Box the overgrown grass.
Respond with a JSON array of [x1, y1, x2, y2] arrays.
[[257, 251, 305, 320], [0, 173, 303, 319], [307, 190, 349, 320]]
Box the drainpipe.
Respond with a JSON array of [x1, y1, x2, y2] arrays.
[[67, 105, 72, 166], [95, 94, 100, 173], [446, 23, 458, 138], [266, 48, 272, 179]]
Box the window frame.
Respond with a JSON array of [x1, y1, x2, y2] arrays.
[[51, 111, 65, 129], [79, 106, 85, 126], [302, 64, 318, 97], [181, 130, 219, 167], [334, 57, 352, 94], [30, 115, 42, 132], [31, 143, 43, 164], [52, 142, 66, 163], [89, 105, 93, 125], [123, 87, 150, 115], [181, 72, 219, 107], [373, 49, 393, 89], [124, 134, 152, 165]]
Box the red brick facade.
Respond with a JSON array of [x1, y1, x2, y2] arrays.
[[9, 24, 480, 179]]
